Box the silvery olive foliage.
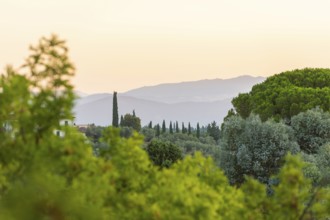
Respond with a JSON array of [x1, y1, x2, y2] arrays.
[[291, 108, 330, 154], [219, 114, 299, 185], [302, 142, 330, 186]]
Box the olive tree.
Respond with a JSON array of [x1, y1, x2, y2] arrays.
[[291, 108, 330, 154], [219, 114, 299, 185]]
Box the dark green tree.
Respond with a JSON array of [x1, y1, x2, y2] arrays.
[[207, 121, 220, 142], [196, 123, 200, 138], [224, 109, 237, 121], [176, 121, 179, 133], [169, 121, 173, 134], [146, 140, 183, 168], [112, 91, 119, 127], [188, 122, 191, 135], [156, 124, 161, 137], [148, 121, 152, 129], [162, 120, 166, 134], [85, 124, 104, 143], [120, 115, 124, 126], [182, 122, 187, 134], [231, 93, 251, 119], [121, 113, 141, 131]]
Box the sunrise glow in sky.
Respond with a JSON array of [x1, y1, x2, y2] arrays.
[[1, 0, 330, 93]]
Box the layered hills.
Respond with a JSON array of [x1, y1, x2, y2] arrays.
[[74, 76, 265, 126]]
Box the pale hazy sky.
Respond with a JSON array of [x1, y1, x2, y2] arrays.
[[1, 0, 330, 93]]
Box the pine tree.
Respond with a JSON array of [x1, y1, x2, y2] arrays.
[[196, 123, 200, 138], [169, 121, 173, 134], [162, 120, 166, 134], [188, 122, 191, 135], [133, 110, 136, 117], [148, 121, 152, 129], [112, 91, 119, 127]]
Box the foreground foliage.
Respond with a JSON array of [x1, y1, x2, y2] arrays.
[[1, 35, 330, 219]]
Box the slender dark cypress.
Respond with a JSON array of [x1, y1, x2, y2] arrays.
[[112, 91, 119, 127], [196, 123, 200, 138], [169, 121, 173, 134]]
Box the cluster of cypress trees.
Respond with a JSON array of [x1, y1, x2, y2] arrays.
[[148, 120, 201, 138], [112, 92, 141, 131]]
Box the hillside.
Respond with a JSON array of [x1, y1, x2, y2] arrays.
[[74, 94, 231, 126], [74, 76, 265, 126], [124, 75, 265, 103]]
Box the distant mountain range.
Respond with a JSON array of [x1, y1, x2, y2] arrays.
[[124, 75, 265, 103], [73, 76, 265, 126]]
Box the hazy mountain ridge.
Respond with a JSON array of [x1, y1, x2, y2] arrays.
[[124, 75, 265, 103], [74, 94, 231, 126], [74, 76, 265, 126]]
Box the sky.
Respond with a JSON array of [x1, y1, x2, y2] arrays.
[[0, 0, 330, 93]]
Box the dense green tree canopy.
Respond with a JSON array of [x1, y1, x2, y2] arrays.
[[232, 68, 330, 121]]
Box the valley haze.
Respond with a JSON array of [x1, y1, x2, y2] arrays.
[[74, 75, 265, 126]]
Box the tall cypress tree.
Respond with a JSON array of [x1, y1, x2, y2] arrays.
[[156, 124, 160, 137], [148, 121, 153, 129], [176, 121, 179, 133], [169, 121, 173, 134], [182, 122, 186, 134], [112, 91, 119, 127], [188, 122, 191, 135], [120, 115, 124, 127], [162, 120, 166, 134], [196, 122, 200, 138]]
